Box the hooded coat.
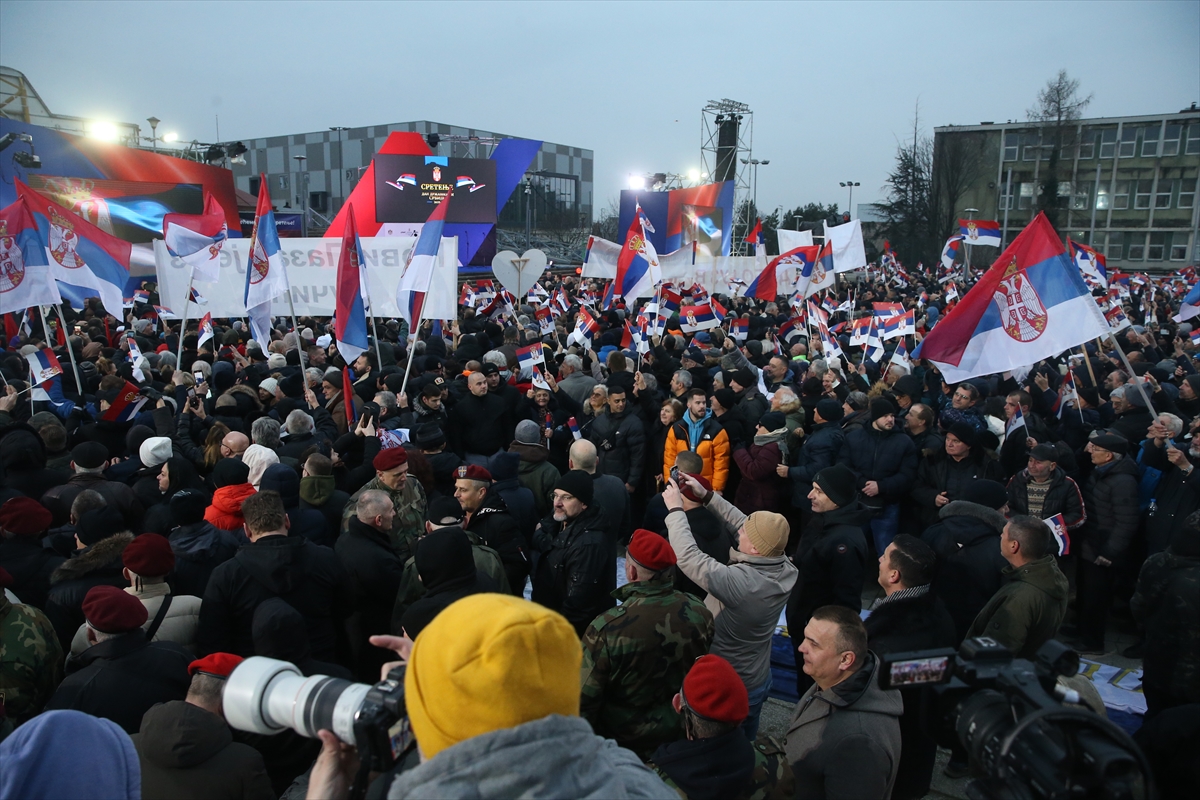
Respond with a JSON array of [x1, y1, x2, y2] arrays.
[[204, 483, 257, 532], [0, 710, 140, 800], [510, 441, 561, 518], [464, 487, 528, 595], [168, 520, 243, 599], [400, 527, 500, 639], [131, 700, 275, 800], [299, 473, 351, 538], [44, 532, 134, 650], [783, 652, 903, 800], [922, 500, 1010, 643]]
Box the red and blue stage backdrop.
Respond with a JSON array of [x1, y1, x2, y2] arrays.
[[618, 181, 736, 258]]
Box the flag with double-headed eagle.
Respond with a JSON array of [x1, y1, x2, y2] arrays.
[[164, 193, 227, 283], [914, 213, 1110, 383], [243, 173, 289, 343], [1067, 237, 1108, 289], [613, 202, 661, 301], [0, 196, 60, 314]]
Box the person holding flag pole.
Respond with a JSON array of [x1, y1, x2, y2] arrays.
[[163, 193, 227, 371], [243, 173, 305, 368], [48, 305, 83, 393], [397, 191, 452, 395]]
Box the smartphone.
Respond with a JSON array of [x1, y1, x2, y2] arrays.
[[74, 325, 82, 335], [194, 372, 205, 384], [187, 387, 196, 399], [669, 466, 682, 485]]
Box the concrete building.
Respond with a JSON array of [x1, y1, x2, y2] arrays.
[[934, 106, 1200, 271], [230, 120, 594, 230]]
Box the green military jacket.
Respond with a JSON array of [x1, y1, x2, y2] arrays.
[[342, 476, 427, 564], [0, 595, 64, 724], [580, 577, 713, 758], [389, 529, 510, 635]]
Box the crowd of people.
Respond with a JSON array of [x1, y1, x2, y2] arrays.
[[1, 269, 1198, 799]]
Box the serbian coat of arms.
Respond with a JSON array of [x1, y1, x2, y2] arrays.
[[0, 221, 25, 292], [992, 259, 1048, 342], [48, 210, 86, 269]]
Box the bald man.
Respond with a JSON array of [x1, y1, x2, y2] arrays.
[[220, 431, 250, 460], [568, 440, 631, 546]]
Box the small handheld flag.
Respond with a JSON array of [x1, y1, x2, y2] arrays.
[[567, 416, 581, 441], [516, 343, 546, 370], [1044, 513, 1070, 556], [26, 347, 62, 384]]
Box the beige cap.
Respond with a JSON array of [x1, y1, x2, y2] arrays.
[[744, 511, 789, 557]]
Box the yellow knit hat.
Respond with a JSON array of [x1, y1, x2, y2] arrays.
[[744, 511, 790, 557], [404, 593, 582, 759]]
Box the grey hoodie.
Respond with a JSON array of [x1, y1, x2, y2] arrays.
[[667, 492, 798, 691], [386, 714, 676, 799]]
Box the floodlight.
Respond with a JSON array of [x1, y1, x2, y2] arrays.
[[163, 132, 179, 143], [688, 169, 700, 182], [627, 175, 645, 190], [89, 121, 120, 142]]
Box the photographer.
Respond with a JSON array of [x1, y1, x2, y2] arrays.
[[305, 594, 677, 799]]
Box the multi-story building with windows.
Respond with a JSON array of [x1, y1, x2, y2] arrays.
[[934, 106, 1200, 271], [230, 120, 593, 231]]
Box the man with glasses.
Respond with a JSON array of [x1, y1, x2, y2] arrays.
[[937, 380, 988, 436], [219, 431, 249, 460]]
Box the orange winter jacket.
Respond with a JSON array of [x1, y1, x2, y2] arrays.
[[204, 483, 257, 532], [662, 416, 731, 492]]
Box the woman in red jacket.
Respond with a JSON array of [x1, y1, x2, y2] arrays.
[[204, 458, 256, 532]]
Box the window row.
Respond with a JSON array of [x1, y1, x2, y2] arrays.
[[999, 178, 1197, 211], [1003, 122, 1200, 161], [1103, 231, 1193, 262]]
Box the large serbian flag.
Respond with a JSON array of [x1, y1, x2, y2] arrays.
[[163, 192, 227, 283], [959, 218, 1002, 247], [613, 202, 661, 301], [914, 212, 1109, 382]]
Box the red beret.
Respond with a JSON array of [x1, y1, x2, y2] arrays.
[[454, 464, 492, 482], [82, 585, 148, 634], [189, 652, 244, 678], [122, 533, 175, 577], [373, 446, 409, 471], [682, 654, 748, 724], [627, 528, 676, 571], [0, 497, 53, 537], [680, 474, 713, 503]]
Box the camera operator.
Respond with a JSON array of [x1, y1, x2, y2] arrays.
[[305, 594, 678, 799], [784, 605, 902, 799]]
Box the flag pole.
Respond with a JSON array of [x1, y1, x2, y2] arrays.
[[399, 301, 426, 396], [368, 310, 385, 378], [285, 289, 307, 371], [1078, 345, 1098, 387], [38, 305, 53, 344], [51, 304, 83, 395], [177, 273, 194, 375]]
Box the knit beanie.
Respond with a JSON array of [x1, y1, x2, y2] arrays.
[[758, 411, 786, 431], [405, 594, 581, 760], [869, 397, 897, 422], [813, 464, 857, 509], [553, 470, 594, 506], [743, 511, 789, 557], [712, 388, 736, 411], [139, 437, 172, 469]]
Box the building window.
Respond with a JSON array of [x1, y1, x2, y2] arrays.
[[1163, 124, 1182, 157], [1072, 181, 1091, 210], [999, 182, 1015, 210], [1180, 177, 1197, 209], [1078, 130, 1095, 159], [1023, 134, 1040, 161], [1099, 129, 1118, 159], [1118, 127, 1138, 158], [1107, 232, 1124, 260], [1148, 233, 1167, 261], [1155, 179, 1175, 209], [1187, 124, 1200, 156], [1141, 125, 1161, 157], [248, 176, 261, 196], [1114, 181, 1130, 209], [1018, 182, 1035, 210], [1003, 133, 1019, 161], [1096, 183, 1111, 210], [1134, 180, 1153, 209], [1127, 234, 1146, 261], [1171, 235, 1189, 261]]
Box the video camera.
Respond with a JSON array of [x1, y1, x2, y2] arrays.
[[879, 637, 1154, 800], [224, 657, 415, 800]]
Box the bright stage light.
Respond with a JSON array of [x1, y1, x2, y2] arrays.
[[627, 174, 645, 190], [89, 121, 119, 142], [163, 132, 179, 143], [687, 169, 701, 182]]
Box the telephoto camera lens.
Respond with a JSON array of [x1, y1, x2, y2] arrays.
[[223, 656, 372, 744]]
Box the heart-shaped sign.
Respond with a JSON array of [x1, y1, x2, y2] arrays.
[[491, 249, 548, 300]]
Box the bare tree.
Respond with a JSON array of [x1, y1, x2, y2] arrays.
[[931, 131, 987, 243], [591, 196, 621, 242], [879, 105, 936, 266], [1028, 70, 1092, 228]]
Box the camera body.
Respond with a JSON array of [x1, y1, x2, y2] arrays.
[[879, 638, 1151, 800]]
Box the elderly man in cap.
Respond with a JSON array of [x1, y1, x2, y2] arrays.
[[41, 441, 144, 530], [132, 652, 274, 800], [649, 654, 794, 799], [1074, 432, 1140, 654], [342, 445, 427, 564], [69, 533, 201, 656], [580, 529, 713, 758], [531, 470, 615, 635], [454, 464, 527, 595], [44, 505, 133, 650], [1006, 443, 1085, 531], [46, 584, 193, 733], [663, 473, 797, 739]]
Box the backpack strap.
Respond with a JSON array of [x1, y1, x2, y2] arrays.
[[145, 594, 173, 640]]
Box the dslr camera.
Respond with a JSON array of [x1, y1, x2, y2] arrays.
[[879, 637, 1154, 800], [224, 657, 415, 796]]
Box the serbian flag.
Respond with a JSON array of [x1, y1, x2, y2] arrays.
[[0, 196, 61, 314], [25, 347, 62, 384], [1191, 329, 1200, 346], [945, 282, 960, 302], [743, 252, 779, 300], [1067, 237, 1108, 289], [778, 316, 804, 341], [243, 173, 288, 344], [864, 318, 886, 364], [16, 179, 131, 316], [530, 364, 552, 391], [613, 202, 661, 301], [680, 304, 720, 332], [879, 309, 915, 340], [1044, 513, 1070, 556], [342, 365, 356, 429], [729, 317, 748, 341], [334, 205, 370, 364], [873, 302, 903, 317], [889, 338, 912, 373], [459, 282, 477, 308], [163, 192, 227, 283], [101, 380, 148, 423], [396, 190, 450, 329], [659, 285, 682, 316], [1054, 369, 1079, 419], [959, 218, 1002, 247], [516, 343, 545, 370], [795, 241, 835, 300], [744, 218, 762, 246], [1105, 303, 1131, 332], [849, 316, 874, 347], [567, 416, 582, 440], [197, 312, 215, 349], [913, 212, 1110, 383], [766, 246, 818, 294], [189, 286, 208, 305], [940, 235, 964, 272], [570, 306, 601, 346], [535, 306, 555, 335]]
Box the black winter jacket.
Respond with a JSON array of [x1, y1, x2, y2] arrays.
[[465, 489, 528, 595], [1080, 456, 1141, 562], [449, 391, 510, 457], [587, 408, 646, 485], [786, 502, 871, 637], [532, 505, 616, 635], [1005, 467, 1086, 530], [786, 422, 844, 505], [912, 452, 1005, 527], [336, 517, 405, 680], [922, 500, 1009, 643], [0, 535, 65, 610], [837, 424, 918, 507], [167, 521, 242, 599], [44, 533, 133, 650], [1139, 443, 1200, 554]]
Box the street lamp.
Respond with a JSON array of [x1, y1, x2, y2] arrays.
[[839, 181, 860, 216], [146, 116, 160, 152], [740, 157, 769, 228], [294, 155, 308, 237], [330, 126, 350, 212]]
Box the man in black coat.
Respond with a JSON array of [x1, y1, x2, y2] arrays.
[[44, 506, 132, 649], [196, 491, 348, 660], [165, 490, 242, 599], [786, 464, 871, 697], [336, 489, 406, 680], [1005, 444, 1086, 532], [1107, 385, 1154, 447], [531, 470, 615, 636], [836, 398, 918, 555], [449, 371, 510, 464], [40, 442, 145, 530], [778, 399, 845, 511], [46, 585, 192, 733], [400, 526, 500, 639], [454, 464, 528, 595], [865, 535, 958, 800], [1139, 420, 1200, 555], [921, 480, 1011, 643], [586, 383, 646, 492]]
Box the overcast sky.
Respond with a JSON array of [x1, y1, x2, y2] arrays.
[[3, 0, 1197, 219]]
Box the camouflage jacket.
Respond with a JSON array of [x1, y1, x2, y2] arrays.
[[580, 576, 713, 758], [342, 476, 427, 564], [0, 595, 65, 724], [389, 530, 510, 635], [650, 733, 795, 800]]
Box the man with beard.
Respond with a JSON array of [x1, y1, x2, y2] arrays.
[[837, 398, 917, 556], [1005, 444, 1086, 532], [453, 465, 527, 596]]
